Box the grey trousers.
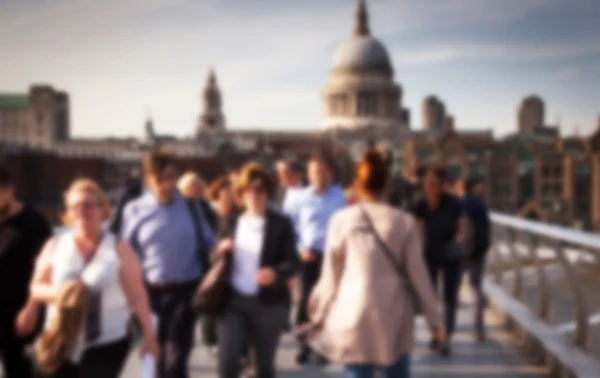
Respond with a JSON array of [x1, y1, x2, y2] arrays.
[[218, 292, 287, 378]]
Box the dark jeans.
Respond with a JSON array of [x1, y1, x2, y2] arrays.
[[147, 281, 198, 378], [0, 307, 32, 378], [344, 354, 411, 378], [295, 254, 323, 352], [218, 291, 287, 378], [426, 259, 462, 337], [34, 337, 130, 378], [468, 256, 487, 333]]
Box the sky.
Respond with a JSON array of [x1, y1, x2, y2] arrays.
[[1, 0, 599, 138]]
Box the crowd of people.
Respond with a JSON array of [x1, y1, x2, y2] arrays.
[[0, 145, 491, 378]]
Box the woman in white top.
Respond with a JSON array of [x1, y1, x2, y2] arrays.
[[15, 178, 159, 378], [213, 162, 299, 378]]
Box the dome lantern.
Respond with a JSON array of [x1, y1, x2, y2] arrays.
[[354, 0, 370, 37]]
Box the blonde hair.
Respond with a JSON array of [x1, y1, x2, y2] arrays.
[[61, 178, 111, 226], [177, 171, 206, 199], [35, 280, 90, 374]]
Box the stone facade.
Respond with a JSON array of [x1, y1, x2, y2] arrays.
[[321, 0, 408, 131], [0, 85, 69, 149], [423, 95, 446, 132], [196, 69, 226, 135]]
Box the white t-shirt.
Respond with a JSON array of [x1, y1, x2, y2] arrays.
[[231, 214, 266, 295]]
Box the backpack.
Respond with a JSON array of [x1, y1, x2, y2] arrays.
[[108, 179, 144, 235]]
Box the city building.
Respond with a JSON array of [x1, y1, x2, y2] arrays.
[[423, 95, 446, 132], [0, 85, 69, 149], [321, 0, 408, 131], [196, 68, 226, 135], [517, 95, 559, 137]]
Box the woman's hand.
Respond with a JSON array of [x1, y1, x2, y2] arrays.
[[300, 250, 315, 262], [255, 268, 276, 287], [14, 303, 39, 337], [217, 238, 234, 255], [140, 332, 160, 360]]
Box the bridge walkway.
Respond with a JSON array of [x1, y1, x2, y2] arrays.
[[122, 290, 550, 377]]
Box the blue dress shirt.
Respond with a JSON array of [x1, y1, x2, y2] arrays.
[[287, 184, 346, 253], [121, 192, 215, 284]]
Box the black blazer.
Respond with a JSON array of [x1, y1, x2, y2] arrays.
[[213, 208, 300, 306]]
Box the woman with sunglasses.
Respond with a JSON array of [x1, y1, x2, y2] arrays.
[[213, 162, 299, 378], [15, 179, 159, 378]]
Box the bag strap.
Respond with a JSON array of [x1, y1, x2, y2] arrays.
[[358, 205, 423, 314], [185, 199, 210, 275], [357, 204, 408, 282]]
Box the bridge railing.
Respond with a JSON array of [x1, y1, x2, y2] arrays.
[[487, 212, 600, 376]]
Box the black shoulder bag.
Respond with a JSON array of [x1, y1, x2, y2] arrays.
[[358, 206, 422, 315]]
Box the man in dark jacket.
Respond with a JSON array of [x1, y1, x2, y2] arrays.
[[0, 166, 52, 378], [459, 177, 491, 342]]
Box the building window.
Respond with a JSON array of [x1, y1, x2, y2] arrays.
[[542, 166, 550, 177], [357, 92, 378, 116], [37, 112, 44, 125], [554, 166, 562, 177]]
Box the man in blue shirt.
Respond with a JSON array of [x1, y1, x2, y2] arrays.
[[287, 154, 346, 365], [121, 150, 215, 378], [459, 177, 491, 342]]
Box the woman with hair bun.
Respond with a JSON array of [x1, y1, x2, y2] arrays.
[[302, 149, 445, 378]]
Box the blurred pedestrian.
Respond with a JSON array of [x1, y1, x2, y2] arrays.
[[458, 177, 491, 341], [304, 149, 445, 378], [411, 166, 467, 357], [287, 153, 346, 366], [0, 166, 52, 378], [17, 178, 158, 378], [121, 150, 215, 378], [214, 162, 299, 378]]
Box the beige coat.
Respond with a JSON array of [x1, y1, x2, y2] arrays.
[[307, 202, 442, 366]]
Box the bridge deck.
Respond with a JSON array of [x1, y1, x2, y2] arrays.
[[122, 295, 549, 377]]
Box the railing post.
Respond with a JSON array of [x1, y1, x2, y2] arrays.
[[522, 232, 552, 322], [506, 228, 524, 300], [491, 224, 505, 285], [553, 240, 592, 350]]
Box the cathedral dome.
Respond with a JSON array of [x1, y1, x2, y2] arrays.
[[331, 35, 392, 74], [330, 0, 392, 74]]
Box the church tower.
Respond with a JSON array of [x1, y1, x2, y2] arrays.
[[196, 68, 226, 137]]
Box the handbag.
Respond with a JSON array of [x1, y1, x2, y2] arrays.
[[443, 242, 468, 261], [358, 205, 422, 315], [192, 252, 232, 316]]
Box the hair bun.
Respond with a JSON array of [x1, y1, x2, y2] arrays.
[[354, 149, 389, 197]]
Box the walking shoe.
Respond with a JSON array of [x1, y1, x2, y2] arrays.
[[476, 329, 486, 343], [439, 343, 451, 358], [295, 348, 310, 365], [316, 354, 329, 367], [428, 337, 439, 351]]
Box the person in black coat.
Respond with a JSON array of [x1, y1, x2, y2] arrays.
[[212, 162, 299, 378]]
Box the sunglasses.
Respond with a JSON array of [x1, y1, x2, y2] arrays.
[[244, 181, 267, 194], [67, 201, 102, 211]]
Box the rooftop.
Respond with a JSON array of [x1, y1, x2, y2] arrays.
[[0, 94, 29, 109]]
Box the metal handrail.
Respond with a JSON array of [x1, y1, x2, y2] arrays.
[[489, 212, 600, 352], [491, 212, 600, 250]]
